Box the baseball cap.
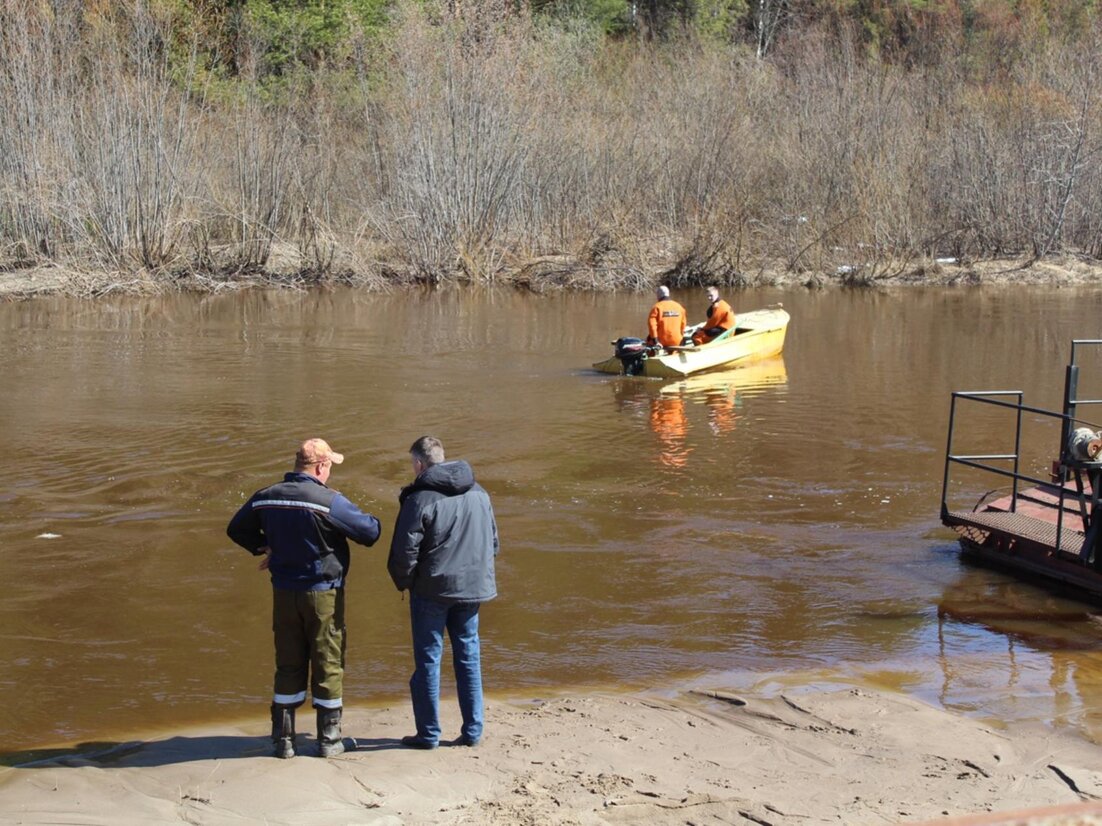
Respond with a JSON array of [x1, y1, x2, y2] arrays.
[[296, 438, 345, 466]]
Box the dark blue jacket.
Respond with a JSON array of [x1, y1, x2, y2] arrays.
[[388, 461, 498, 603], [227, 472, 380, 591]]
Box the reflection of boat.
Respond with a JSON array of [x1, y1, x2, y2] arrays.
[[610, 356, 788, 467], [592, 306, 790, 378], [650, 395, 690, 468], [940, 340, 1102, 601], [659, 357, 787, 437], [658, 356, 787, 398]]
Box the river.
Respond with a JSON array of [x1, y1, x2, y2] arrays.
[[3, 285, 1102, 758]]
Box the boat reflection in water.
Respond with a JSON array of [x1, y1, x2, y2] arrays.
[[649, 395, 689, 468], [611, 356, 788, 470], [932, 572, 1102, 738], [661, 356, 789, 436]]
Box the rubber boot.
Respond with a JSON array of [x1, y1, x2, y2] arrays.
[[270, 704, 296, 759], [317, 707, 345, 758]]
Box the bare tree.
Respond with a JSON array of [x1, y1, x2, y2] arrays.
[[754, 0, 788, 57]]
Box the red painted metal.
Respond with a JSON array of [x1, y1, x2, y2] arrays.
[[941, 342, 1102, 601]]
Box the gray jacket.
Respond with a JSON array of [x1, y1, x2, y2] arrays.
[[387, 460, 499, 603]]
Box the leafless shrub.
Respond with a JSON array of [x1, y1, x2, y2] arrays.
[[0, 3, 79, 262], [5, 0, 1102, 292], [0, 1, 201, 274], [359, 5, 540, 283]]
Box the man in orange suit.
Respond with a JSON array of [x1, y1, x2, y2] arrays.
[[646, 285, 687, 349], [691, 285, 737, 345]]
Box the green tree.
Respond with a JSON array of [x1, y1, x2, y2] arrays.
[[633, 0, 696, 38], [531, 0, 633, 34], [244, 0, 389, 73], [696, 0, 749, 41]]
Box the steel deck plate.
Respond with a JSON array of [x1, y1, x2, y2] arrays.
[[945, 509, 1085, 556]]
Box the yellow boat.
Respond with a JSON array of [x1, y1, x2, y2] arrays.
[[593, 306, 790, 378]]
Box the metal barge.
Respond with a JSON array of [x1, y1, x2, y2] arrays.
[[940, 340, 1102, 599]]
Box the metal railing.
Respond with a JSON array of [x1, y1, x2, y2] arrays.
[[940, 340, 1102, 557], [941, 390, 1027, 518]]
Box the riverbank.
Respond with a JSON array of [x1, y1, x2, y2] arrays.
[[3, 254, 1102, 300], [3, 684, 1102, 825]]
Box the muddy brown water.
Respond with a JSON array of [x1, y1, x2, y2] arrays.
[[4, 285, 1102, 758]]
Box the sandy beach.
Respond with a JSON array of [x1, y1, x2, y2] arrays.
[[3, 684, 1102, 825]]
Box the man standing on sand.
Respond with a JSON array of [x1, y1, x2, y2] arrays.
[[646, 285, 687, 349], [227, 438, 381, 759], [388, 436, 499, 749]]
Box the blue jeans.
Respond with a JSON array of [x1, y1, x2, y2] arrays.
[[409, 594, 483, 744]]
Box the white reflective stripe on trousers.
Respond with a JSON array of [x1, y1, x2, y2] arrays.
[[273, 691, 307, 705]]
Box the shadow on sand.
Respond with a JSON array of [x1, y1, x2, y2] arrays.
[[2, 735, 406, 769]]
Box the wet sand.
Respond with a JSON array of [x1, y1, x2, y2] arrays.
[[3, 684, 1102, 825]]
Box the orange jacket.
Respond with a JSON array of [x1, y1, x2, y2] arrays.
[[647, 299, 687, 347], [692, 299, 737, 345]]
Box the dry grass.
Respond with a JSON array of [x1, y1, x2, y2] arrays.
[[2, 1, 1102, 294]]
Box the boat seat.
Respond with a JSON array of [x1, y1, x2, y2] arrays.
[[705, 326, 738, 344], [945, 509, 1085, 556]]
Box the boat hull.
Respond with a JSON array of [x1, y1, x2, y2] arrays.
[[956, 534, 1102, 599], [943, 483, 1102, 601], [593, 307, 789, 378]]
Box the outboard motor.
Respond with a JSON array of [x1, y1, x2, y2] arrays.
[[614, 337, 648, 376]]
